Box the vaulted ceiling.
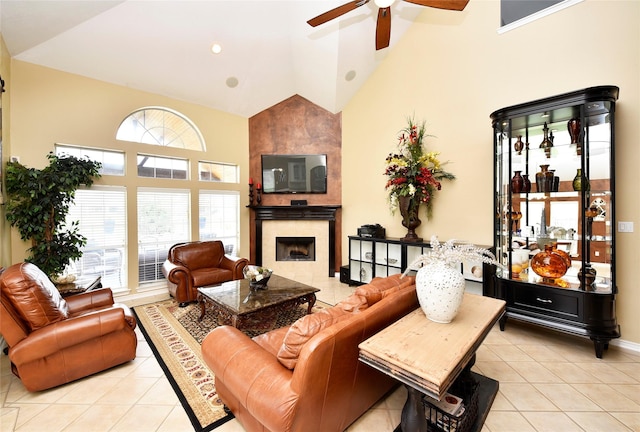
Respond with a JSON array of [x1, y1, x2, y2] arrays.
[[0, 0, 435, 117]]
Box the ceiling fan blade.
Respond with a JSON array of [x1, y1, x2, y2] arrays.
[[307, 0, 371, 27], [375, 7, 391, 50], [402, 0, 470, 11]]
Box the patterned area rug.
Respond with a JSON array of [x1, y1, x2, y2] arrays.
[[133, 298, 329, 432]]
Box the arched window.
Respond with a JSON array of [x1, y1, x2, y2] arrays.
[[116, 107, 206, 151]]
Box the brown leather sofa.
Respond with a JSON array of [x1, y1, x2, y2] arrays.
[[0, 262, 137, 392], [162, 240, 248, 306], [202, 273, 418, 432]]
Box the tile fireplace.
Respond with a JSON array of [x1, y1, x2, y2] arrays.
[[250, 205, 341, 277]]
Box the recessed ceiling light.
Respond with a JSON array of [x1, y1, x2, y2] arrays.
[[211, 43, 222, 54], [374, 0, 395, 7], [345, 70, 356, 81], [226, 77, 239, 88]]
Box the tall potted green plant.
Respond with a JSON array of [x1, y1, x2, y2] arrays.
[[4, 152, 102, 278]]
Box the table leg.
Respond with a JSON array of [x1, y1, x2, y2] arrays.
[[396, 385, 428, 432], [304, 293, 317, 314], [198, 295, 206, 322]]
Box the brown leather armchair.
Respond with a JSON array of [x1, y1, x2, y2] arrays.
[[0, 262, 137, 392], [162, 240, 248, 306]]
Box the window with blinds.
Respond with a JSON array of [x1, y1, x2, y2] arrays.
[[199, 191, 240, 256], [138, 188, 191, 283], [56, 144, 125, 176], [198, 161, 239, 183], [137, 154, 188, 179], [66, 187, 127, 291]]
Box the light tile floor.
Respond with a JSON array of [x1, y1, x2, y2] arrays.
[[1, 276, 639, 432]]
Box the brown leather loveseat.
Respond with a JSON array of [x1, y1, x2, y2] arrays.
[[202, 273, 418, 432], [0, 262, 138, 392], [162, 240, 248, 306]]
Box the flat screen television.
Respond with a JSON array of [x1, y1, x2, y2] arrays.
[[261, 154, 327, 194]]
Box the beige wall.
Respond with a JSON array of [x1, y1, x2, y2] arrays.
[[342, 0, 640, 345], [0, 36, 10, 270], [6, 61, 249, 294]]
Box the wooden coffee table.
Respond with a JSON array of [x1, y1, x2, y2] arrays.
[[197, 274, 320, 329]]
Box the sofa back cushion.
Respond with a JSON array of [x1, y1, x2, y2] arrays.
[[170, 241, 224, 270], [355, 274, 415, 306], [277, 307, 351, 369], [0, 263, 69, 331], [335, 294, 368, 313]]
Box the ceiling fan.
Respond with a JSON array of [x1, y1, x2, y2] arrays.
[[307, 0, 469, 50]]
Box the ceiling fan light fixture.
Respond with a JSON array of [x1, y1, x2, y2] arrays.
[[374, 0, 395, 8]]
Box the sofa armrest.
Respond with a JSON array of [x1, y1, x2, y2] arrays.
[[9, 307, 131, 365], [65, 288, 114, 313], [219, 256, 248, 280], [162, 260, 192, 285], [202, 325, 297, 430]]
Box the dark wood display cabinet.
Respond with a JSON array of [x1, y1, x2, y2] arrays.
[[484, 86, 620, 358]]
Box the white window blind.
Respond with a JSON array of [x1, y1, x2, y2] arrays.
[[66, 187, 127, 291], [199, 191, 240, 256], [138, 188, 190, 283]]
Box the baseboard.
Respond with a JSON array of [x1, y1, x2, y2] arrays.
[[116, 287, 170, 308], [609, 338, 640, 356]]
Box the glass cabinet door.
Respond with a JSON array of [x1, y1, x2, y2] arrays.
[[493, 89, 616, 293]]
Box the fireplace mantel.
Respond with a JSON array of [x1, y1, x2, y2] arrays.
[[249, 205, 341, 276]]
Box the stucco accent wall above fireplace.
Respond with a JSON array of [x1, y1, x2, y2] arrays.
[[248, 95, 343, 269]]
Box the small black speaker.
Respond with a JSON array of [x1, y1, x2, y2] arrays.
[[340, 265, 350, 284], [291, 199, 308, 206]]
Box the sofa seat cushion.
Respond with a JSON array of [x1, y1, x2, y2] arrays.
[[191, 268, 234, 287], [277, 307, 351, 369], [1, 263, 69, 331]]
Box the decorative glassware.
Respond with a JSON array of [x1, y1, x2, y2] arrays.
[[536, 164, 554, 193], [531, 244, 570, 283], [511, 171, 524, 193], [522, 174, 531, 193], [514, 135, 524, 155], [578, 264, 597, 291], [568, 118, 582, 155], [572, 168, 589, 191], [539, 122, 553, 158]]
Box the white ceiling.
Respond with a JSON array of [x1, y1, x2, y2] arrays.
[[0, 0, 433, 118]]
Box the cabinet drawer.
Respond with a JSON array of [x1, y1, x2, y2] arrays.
[[510, 286, 580, 320]]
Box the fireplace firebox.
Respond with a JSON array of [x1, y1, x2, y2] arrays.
[[276, 237, 315, 261]]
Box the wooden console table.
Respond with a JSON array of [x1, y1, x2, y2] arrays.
[[359, 294, 505, 432]]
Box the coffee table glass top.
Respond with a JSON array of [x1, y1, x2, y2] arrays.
[[198, 274, 320, 315]]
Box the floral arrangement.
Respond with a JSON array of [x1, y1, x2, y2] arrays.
[[384, 117, 455, 217], [403, 235, 502, 273]]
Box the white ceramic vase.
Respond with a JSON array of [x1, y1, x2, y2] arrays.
[[415, 261, 466, 323]]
